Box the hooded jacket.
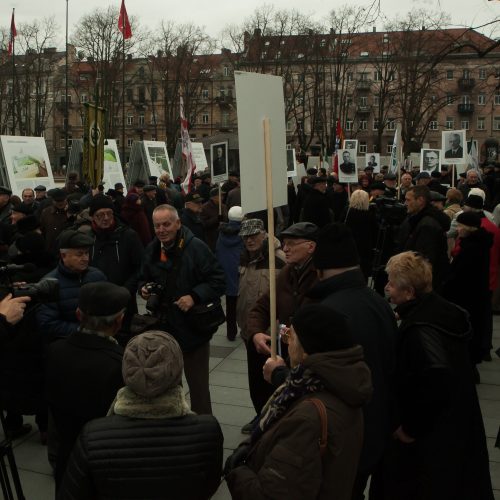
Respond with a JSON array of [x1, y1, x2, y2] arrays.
[[227, 347, 373, 500], [215, 220, 244, 296]]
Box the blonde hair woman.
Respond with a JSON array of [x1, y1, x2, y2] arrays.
[[382, 250, 493, 500]]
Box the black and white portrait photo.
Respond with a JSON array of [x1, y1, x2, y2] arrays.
[[420, 149, 441, 173], [441, 130, 466, 164], [338, 149, 358, 183], [210, 141, 229, 182], [365, 153, 380, 173], [286, 149, 297, 176], [343, 139, 358, 152]]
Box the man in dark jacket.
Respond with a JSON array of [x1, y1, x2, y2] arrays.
[[37, 230, 107, 340], [397, 185, 450, 290], [39, 188, 70, 256], [139, 204, 225, 414], [200, 187, 227, 252], [180, 192, 206, 242], [301, 176, 332, 228], [46, 281, 129, 488], [58, 331, 223, 500]]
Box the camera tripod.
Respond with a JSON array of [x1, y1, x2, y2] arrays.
[[0, 411, 25, 500]]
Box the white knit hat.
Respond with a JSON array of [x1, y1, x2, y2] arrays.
[[228, 206, 244, 222]]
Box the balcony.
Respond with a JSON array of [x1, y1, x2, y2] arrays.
[[216, 94, 234, 106], [356, 79, 372, 91], [356, 105, 371, 114], [457, 78, 475, 91], [458, 103, 474, 114]]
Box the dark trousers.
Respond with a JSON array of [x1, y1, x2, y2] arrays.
[[244, 338, 274, 415], [226, 295, 238, 340], [184, 342, 212, 415]]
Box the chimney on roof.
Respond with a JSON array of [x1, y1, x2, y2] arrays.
[[372, 26, 376, 33], [221, 48, 231, 55], [254, 28, 261, 37], [330, 28, 336, 35]]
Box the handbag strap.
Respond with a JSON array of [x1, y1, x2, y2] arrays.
[[306, 398, 328, 459]]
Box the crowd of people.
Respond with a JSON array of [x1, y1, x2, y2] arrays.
[[0, 160, 498, 500]]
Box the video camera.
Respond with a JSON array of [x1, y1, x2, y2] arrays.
[[0, 263, 59, 303], [373, 196, 407, 226], [144, 282, 165, 313]]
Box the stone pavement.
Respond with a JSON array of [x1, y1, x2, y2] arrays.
[[2, 317, 500, 500]]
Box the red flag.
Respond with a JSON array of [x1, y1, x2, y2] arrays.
[[7, 10, 16, 56], [333, 119, 344, 175], [180, 97, 197, 195], [118, 0, 132, 39]]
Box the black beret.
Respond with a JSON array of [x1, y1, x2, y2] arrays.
[[292, 304, 355, 354], [464, 194, 484, 210], [143, 185, 157, 193], [58, 230, 94, 249], [51, 188, 68, 202], [200, 172, 211, 180], [313, 223, 360, 270], [459, 172, 467, 178], [34, 185, 47, 192], [89, 194, 114, 216], [281, 222, 318, 241], [0, 186, 12, 196], [456, 211, 482, 228], [78, 282, 131, 317]]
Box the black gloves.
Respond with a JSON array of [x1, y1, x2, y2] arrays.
[[223, 443, 251, 477]]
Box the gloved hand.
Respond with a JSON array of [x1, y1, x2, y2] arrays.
[[223, 443, 251, 477]]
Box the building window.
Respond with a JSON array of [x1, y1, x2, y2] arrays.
[[150, 114, 156, 125], [127, 138, 133, 147], [359, 120, 367, 130], [477, 117, 485, 130], [387, 119, 395, 131], [138, 87, 145, 103], [223, 66, 230, 77], [116, 139, 120, 147], [345, 119, 353, 131], [359, 72, 368, 81], [463, 69, 470, 79], [373, 119, 379, 130], [297, 96, 304, 106], [446, 70, 453, 80], [373, 96, 380, 107], [374, 70, 382, 81], [445, 117, 454, 130], [429, 120, 438, 130], [127, 114, 133, 125], [461, 120, 469, 130], [80, 93, 88, 103], [462, 95, 471, 104], [347, 72, 353, 82], [478, 94, 486, 105], [386, 142, 393, 154], [495, 94, 500, 105], [126, 89, 133, 102], [151, 87, 158, 102], [286, 120, 293, 132], [222, 112, 229, 127], [346, 95, 353, 106], [114, 116, 120, 126], [494, 117, 500, 130], [479, 68, 487, 80], [359, 96, 367, 106], [446, 93, 454, 105], [359, 141, 367, 153], [138, 114, 145, 125], [202, 113, 209, 124]]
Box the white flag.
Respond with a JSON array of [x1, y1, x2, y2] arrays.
[[180, 96, 197, 194], [389, 124, 401, 175]]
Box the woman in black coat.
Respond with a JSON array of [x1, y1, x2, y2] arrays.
[[343, 189, 376, 281], [382, 251, 493, 500], [443, 211, 492, 367]]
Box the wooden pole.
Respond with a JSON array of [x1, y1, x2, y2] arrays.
[[263, 117, 277, 360], [218, 184, 222, 217], [451, 164, 455, 188]]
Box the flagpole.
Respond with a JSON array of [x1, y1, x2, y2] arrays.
[[65, 0, 69, 165], [121, 9, 125, 174], [11, 8, 16, 135]]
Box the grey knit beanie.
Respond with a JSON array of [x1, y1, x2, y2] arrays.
[[122, 331, 183, 398]]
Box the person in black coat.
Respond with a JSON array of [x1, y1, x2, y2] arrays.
[[58, 330, 223, 500], [46, 282, 130, 489], [443, 211, 493, 368], [180, 192, 206, 242], [300, 176, 332, 228], [326, 177, 349, 221], [383, 251, 494, 500]]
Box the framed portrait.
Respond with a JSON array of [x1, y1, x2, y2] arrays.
[[338, 148, 358, 183], [420, 149, 441, 173], [365, 153, 380, 173], [343, 139, 358, 152], [210, 141, 229, 183], [286, 149, 297, 177], [441, 130, 466, 165]]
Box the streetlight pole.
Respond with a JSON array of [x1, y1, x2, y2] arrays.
[[65, 0, 69, 168]]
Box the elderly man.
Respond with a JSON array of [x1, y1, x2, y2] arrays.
[[459, 169, 489, 201], [445, 133, 464, 159], [40, 188, 70, 255], [21, 188, 37, 208], [398, 172, 413, 202], [46, 281, 129, 488], [37, 230, 106, 341], [242, 222, 318, 433], [139, 204, 225, 414], [180, 192, 205, 242]]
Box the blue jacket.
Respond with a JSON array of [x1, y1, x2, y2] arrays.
[[215, 221, 243, 296], [139, 227, 225, 352], [37, 263, 107, 340]]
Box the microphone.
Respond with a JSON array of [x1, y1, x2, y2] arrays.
[[0, 263, 37, 275]]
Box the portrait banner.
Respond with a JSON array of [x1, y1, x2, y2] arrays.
[[210, 141, 229, 183], [441, 130, 466, 165], [83, 103, 105, 186], [337, 149, 358, 183]]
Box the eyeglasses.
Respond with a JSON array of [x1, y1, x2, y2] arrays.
[[94, 211, 114, 220]]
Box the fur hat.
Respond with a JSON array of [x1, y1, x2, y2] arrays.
[[292, 304, 354, 354], [89, 194, 114, 216], [122, 331, 183, 398], [313, 223, 360, 270]]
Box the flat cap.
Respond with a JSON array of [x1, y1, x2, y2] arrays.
[[429, 191, 446, 202], [114, 182, 124, 190], [281, 222, 318, 241], [148, 176, 158, 183], [209, 187, 220, 198], [185, 192, 203, 203], [133, 179, 146, 188], [51, 188, 67, 202], [384, 173, 397, 180], [200, 172, 211, 180], [0, 186, 12, 196], [34, 185, 47, 192], [416, 171, 431, 180], [78, 282, 130, 317], [239, 218, 264, 237], [143, 185, 157, 193], [58, 229, 94, 249]]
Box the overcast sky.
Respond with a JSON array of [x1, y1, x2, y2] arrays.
[[6, 0, 500, 49]]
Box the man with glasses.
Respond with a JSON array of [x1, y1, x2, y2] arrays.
[[85, 195, 144, 338], [242, 222, 318, 433]]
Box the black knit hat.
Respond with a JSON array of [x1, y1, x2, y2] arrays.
[[16, 215, 40, 234], [457, 211, 482, 228], [89, 195, 114, 216], [292, 304, 354, 354], [313, 223, 360, 270], [464, 194, 484, 210]]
